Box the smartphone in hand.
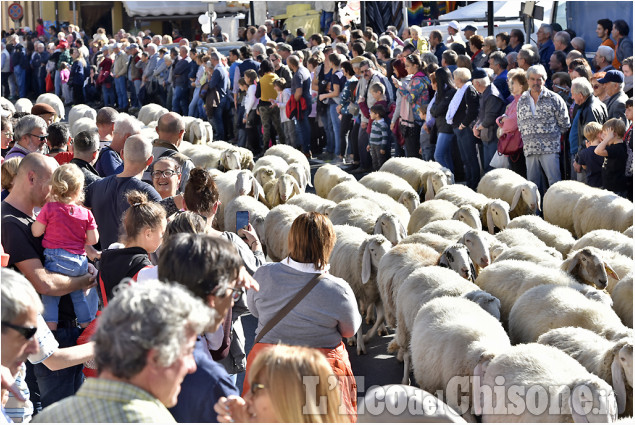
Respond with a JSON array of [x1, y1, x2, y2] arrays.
[[236, 211, 250, 235]]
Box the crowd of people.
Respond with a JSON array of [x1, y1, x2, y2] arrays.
[[0, 11, 634, 424]]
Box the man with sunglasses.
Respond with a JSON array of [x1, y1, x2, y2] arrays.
[[5, 115, 48, 160]]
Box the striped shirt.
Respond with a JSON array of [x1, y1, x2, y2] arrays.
[[33, 378, 176, 423], [369, 118, 390, 148]]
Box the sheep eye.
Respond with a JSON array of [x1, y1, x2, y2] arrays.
[[581, 257, 587, 262]]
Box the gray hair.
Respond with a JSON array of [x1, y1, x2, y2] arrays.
[[14, 115, 47, 143], [571, 37, 585, 52], [252, 43, 266, 56], [507, 51, 518, 66], [473, 77, 490, 87], [539, 24, 554, 37], [527, 64, 548, 81], [331, 25, 342, 36], [378, 35, 392, 47], [518, 47, 537, 65], [335, 42, 349, 55], [94, 280, 215, 379], [122, 134, 152, 163], [209, 52, 221, 62], [1, 269, 43, 323], [113, 113, 142, 137], [453, 67, 472, 83], [421, 52, 439, 66], [571, 77, 593, 97], [489, 51, 507, 69], [596, 45, 615, 63], [554, 31, 571, 46]]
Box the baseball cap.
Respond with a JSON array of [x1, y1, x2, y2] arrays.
[[448, 21, 461, 32], [143, 35, 152, 41], [126, 43, 139, 50], [598, 70, 625, 84]]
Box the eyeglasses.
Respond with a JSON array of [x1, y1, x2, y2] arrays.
[[1, 321, 37, 340], [151, 169, 178, 178], [28, 133, 48, 141]]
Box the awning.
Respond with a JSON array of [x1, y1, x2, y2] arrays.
[[123, 1, 208, 17]]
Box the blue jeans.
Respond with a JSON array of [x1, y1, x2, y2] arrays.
[[526, 152, 561, 190], [14, 65, 26, 98], [295, 114, 311, 154], [481, 140, 498, 173], [453, 126, 481, 189], [102, 85, 115, 106], [329, 104, 342, 156], [32, 327, 84, 409], [42, 249, 97, 325], [213, 101, 229, 141], [172, 85, 188, 115], [435, 132, 455, 172], [54, 70, 61, 97], [322, 111, 335, 154], [114, 76, 128, 109], [321, 11, 334, 32], [188, 86, 202, 117]]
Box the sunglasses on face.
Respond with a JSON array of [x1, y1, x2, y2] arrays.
[[28, 133, 48, 141], [2, 321, 37, 340]]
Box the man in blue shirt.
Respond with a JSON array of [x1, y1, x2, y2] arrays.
[[95, 114, 141, 177], [172, 46, 192, 115], [208, 53, 231, 141], [537, 24, 555, 74]]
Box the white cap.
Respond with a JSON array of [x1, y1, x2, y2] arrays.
[[448, 20, 461, 32]]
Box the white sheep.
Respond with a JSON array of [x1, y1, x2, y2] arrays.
[[419, 219, 473, 240], [35, 93, 65, 120], [223, 195, 270, 243], [285, 163, 312, 192], [399, 232, 455, 252], [213, 170, 265, 230], [537, 327, 633, 416], [380, 157, 453, 200], [410, 297, 510, 421], [475, 343, 617, 422], [254, 155, 290, 178], [219, 147, 255, 171], [330, 225, 393, 355], [598, 249, 633, 294], [203, 121, 214, 143], [509, 284, 632, 344], [359, 171, 420, 213], [263, 174, 301, 208], [263, 145, 311, 188], [493, 228, 562, 259], [507, 215, 576, 255], [417, 223, 494, 270], [181, 144, 223, 170], [327, 180, 369, 203], [624, 226, 633, 238], [476, 249, 617, 324], [329, 199, 407, 245], [262, 204, 305, 262], [493, 245, 561, 266], [393, 267, 501, 384], [572, 229, 633, 259], [188, 119, 208, 144], [314, 164, 356, 198], [477, 168, 540, 217], [542, 180, 588, 233], [70, 117, 97, 138], [252, 166, 276, 188], [137, 103, 168, 126], [14, 98, 32, 113], [378, 243, 473, 328], [287, 193, 336, 216], [573, 189, 634, 237], [612, 273, 633, 328], [407, 200, 480, 235], [68, 104, 97, 129], [0, 97, 16, 115], [434, 184, 510, 234]]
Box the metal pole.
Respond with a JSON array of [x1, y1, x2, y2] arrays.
[[487, 1, 494, 36], [250, 1, 255, 27], [55, 1, 59, 29], [361, 1, 366, 31], [551, 1, 559, 25], [72, 1, 76, 26]]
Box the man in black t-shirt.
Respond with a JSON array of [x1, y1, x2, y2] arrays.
[[1, 153, 96, 409]]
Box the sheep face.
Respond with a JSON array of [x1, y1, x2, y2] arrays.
[[361, 236, 392, 284], [566, 248, 619, 290], [398, 191, 420, 214], [222, 150, 242, 170], [424, 170, 449, 201], [511, 183, 541, 212], [277, 175, 301, 203], [464, 290, 501, 320], [234, 171, 257, 197], [459, 230, 490, 268], [612, 341, 633, 414], [453, 205, 482, 230], [286, 164, 310, 192], [254, 166, 276, 187], [569, 379, 617, 423], [438, 244, 476, 281], [486, 200, 510, 234], [373, 213, 407, 246]]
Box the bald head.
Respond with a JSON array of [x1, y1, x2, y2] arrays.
[[12, 153, 58, 209], [17, 152, 57, 180], [156, 112, 185, 145], [123, 135, 153, 165]]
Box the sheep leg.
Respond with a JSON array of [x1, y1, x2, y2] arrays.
[[365, 303, 375, 325], [363, 302, 385, 343], [346, 336, 356, 347], [356, 328, 367, 355], [401, 350, 411, 385]]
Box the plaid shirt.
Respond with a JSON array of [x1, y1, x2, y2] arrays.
[[33, 378, 176, 423]]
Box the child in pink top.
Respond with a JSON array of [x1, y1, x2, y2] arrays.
[[60, 62, 71, 105], [31, 163, 99, 330]]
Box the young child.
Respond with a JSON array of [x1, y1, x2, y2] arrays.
[[1, 157, 20, 201], [236, 77, 249, 148], [576, 122, 604, 188], [367, 104, 390, 170], [273, 78, 296, 148], [59, 62, 71, 105], [594, 118, 628, 196], [31, 163, 99, 330]]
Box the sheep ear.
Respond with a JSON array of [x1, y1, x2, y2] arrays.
[[292, 180, 301, 196], [565, 254, 579, 275], [306, 168, 313, 187], [248, 159, 255, 171], [534, 186, 541, 212], [604, 262, 620, 281], [438, 252, 450, 268], [611, 355, 627, 414], [569, 387, 590, 423], [373, 219, 383, 235], [361, 243, 372, 284], [510, 187, 521, 210], [252, 179, 263, 201], [469, 260, 477, 281], [399, 221, 407, 240], [486, 208, 495, 234], [425, 175, 435, 201]]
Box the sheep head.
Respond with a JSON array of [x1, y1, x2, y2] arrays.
[[459, 229, 490, 268], [464, 290, 501, 320], [285, 164, 308, 193], [438, 243, 476, 281], [373, 212, 407, 246], [569, 378, 617, 423], [511, 182, 541, 213], [398, 191, 420, 214], [222, 149, 242, 170], [234, 170, 256, 197], [485, 199, 510, 234], [424, 170, 449, 201], [610, 339, 633, 414], [361, 235, 392, 284], [563, 247, 619, 289], [453, 205, 482, 230], [276, 174, 301, 203], [254, 166, 276, 187]]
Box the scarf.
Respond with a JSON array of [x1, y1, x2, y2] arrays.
[[446, 81, 472, 125]]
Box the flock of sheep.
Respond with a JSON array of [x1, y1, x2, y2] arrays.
[[4, 94, 634, 422]]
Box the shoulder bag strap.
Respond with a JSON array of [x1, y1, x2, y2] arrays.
[[254, 273, 324, 344]]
